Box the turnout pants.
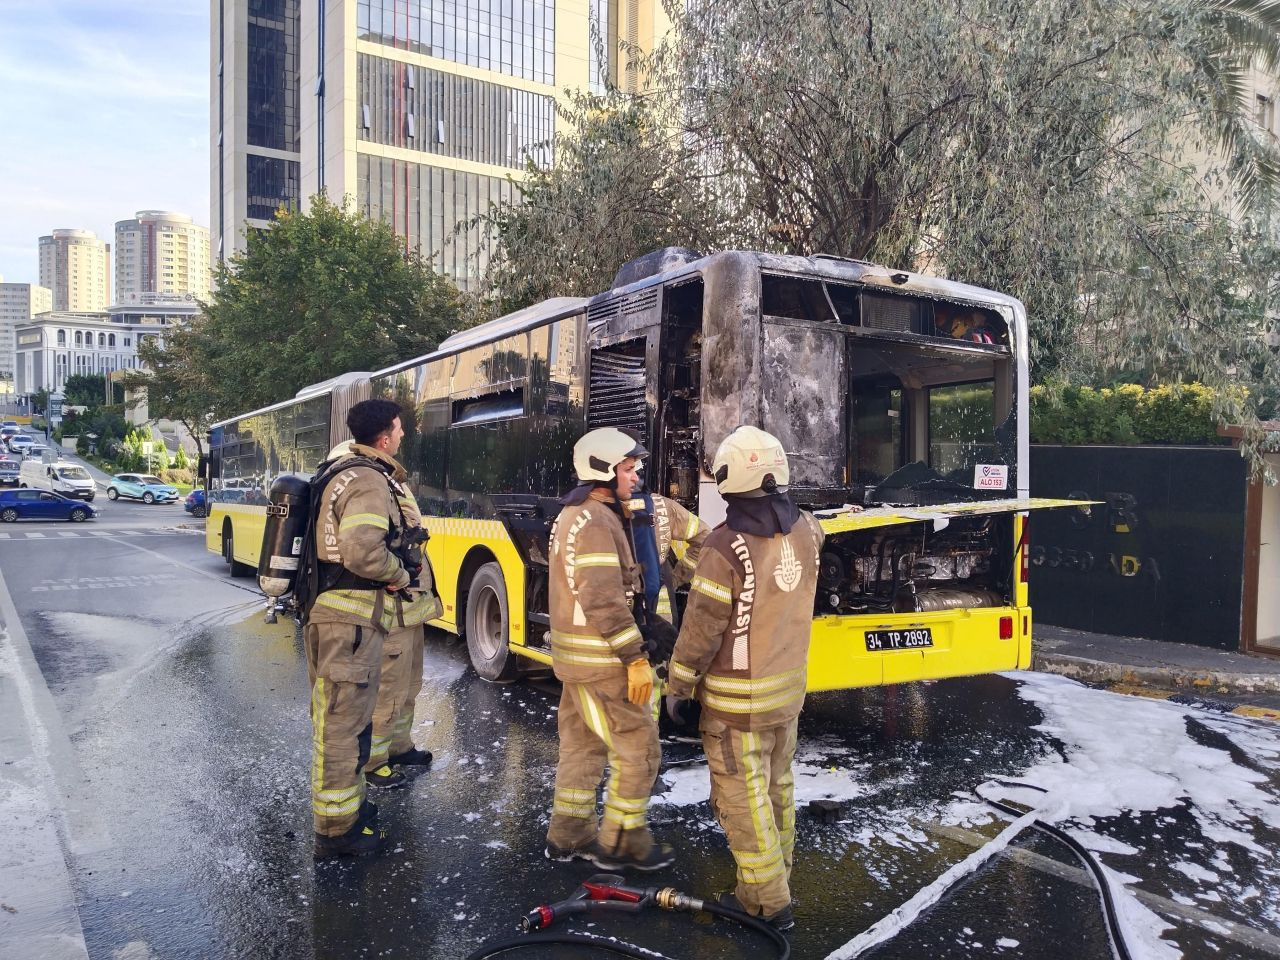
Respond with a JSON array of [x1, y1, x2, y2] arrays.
[[364, 624, 426, 773], [547, 673, 661, 858], [702, 714, 799, 917], [304, 621, 385, 837]]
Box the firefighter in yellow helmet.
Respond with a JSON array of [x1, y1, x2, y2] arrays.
[[664, 426, 825, 929], [544, 427, 675, 871]]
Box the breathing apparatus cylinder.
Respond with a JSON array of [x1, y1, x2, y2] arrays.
[[258, 474, 312, 599]]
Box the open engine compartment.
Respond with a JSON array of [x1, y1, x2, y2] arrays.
[[815, 513, 1014, 616]]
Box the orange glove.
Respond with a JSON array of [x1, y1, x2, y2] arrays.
[[626, 659, 653, 706]]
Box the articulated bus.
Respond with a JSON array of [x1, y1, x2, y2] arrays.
[[206, 248, 1083, 689]]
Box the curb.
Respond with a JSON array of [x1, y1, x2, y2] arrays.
[[1034, 653, 1280, 723]]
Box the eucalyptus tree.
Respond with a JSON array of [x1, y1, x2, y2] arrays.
[[482, 0, 1280, 458]]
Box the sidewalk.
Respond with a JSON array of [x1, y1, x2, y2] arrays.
[[1034, 624, 1280, 721]]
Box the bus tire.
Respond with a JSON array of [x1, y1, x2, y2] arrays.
[[464, 562, 519, 683], [223, 521, 254, 578]]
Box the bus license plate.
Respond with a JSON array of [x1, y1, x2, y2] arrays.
[[864, 628, 933, 651]]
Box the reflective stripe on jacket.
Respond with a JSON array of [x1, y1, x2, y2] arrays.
[[307, 443, 410, 632], [667, 512, 824, 730], [549, 492, 645, 682]]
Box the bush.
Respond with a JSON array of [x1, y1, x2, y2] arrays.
[[76, 433, 91, 455], [1031, 382, 1232, 446], [161, 468, 193, 485]]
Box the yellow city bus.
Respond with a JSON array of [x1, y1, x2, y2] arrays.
[[207, 248, 1083, 689]]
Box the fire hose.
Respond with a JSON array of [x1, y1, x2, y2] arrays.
[[463, 873, 790, 960]]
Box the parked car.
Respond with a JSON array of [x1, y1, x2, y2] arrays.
[[0, 489, 96, 523], [106, 473, 180, 504], [0, 458, 19, 486], [6, 433, 34, 455], [20, 460, 96, 500], [183, 488, 207, 518]]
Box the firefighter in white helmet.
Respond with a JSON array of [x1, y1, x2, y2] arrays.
[[543, 427, 675, 871], [664, 426, 825, 929]]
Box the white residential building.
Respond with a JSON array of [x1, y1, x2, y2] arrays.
[[38, 229, 111, 312], [13, 298, 199, 396], [114, 211, 212, 302], [0, 280, 54, 386]]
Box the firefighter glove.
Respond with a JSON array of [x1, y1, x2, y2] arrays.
[[640, 619, 678, 664], [625, 658, 653, 706]]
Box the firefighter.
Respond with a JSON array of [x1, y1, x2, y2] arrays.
[[664, 426, 825, 929], [544, 427, 675, 872], [314, 441, 442, 790], [305, 399, 418, 859], [625, 475, 710, 627]]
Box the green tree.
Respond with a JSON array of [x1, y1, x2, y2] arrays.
[[168, 193, 461, 419], [122, 328, 218, 458], [476, 89, 718, 312], [63, 374, 107, 408], [486, 0, 1280, 461], [174, 447, 190, 470], [31, 389, 48, 415]]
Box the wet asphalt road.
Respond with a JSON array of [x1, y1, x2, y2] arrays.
[[1, 506, 1279, 960]]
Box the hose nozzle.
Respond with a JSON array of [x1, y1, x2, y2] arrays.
[[655, 887, 705, 913], [520, 905, 555, 932]]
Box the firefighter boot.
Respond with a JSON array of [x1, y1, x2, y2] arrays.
[[314, 821, 388, 860], [388, 747, 433, 767], [715, 892, 796, 931], [366, 765, 407, 789]]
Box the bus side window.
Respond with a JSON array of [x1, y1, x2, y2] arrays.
[[851, 377, 905, 484]]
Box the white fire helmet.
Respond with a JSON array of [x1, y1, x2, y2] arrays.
[[711, 426, 789, 496], [573, 428, 648, 484]]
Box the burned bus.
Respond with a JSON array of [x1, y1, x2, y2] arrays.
[[351, 248, 1081, 688]]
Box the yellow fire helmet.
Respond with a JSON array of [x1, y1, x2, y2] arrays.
[[711, 425, 789, 496], [573, 427, 648, 484]]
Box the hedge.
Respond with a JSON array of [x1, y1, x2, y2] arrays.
[[1030, 383, 1231, 446]]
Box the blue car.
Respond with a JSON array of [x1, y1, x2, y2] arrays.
[[183, 488, 206, 518], [106, 473, 181, 504], [0, 489, 96, 523]]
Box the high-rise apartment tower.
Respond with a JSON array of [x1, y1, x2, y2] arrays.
[[114, 211, 213, 302], [37, 229, 111, 312]]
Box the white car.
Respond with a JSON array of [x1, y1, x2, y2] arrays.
[[7, 434, 35, 455]]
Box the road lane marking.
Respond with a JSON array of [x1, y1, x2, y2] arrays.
[[24, 532, 46, 539], [57, 532, 79, 538]]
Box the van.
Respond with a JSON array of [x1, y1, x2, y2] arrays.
[[20, 460, 96, 501]]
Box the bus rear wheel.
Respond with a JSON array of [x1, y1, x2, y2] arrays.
[[223, 522, 254, 578], [464, 562, 519, 683]]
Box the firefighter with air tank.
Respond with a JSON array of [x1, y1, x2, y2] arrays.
[[664, 426, 825, 930], [296, 398, 438, 859]]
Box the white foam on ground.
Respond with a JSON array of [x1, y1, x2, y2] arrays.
[[652, 755, 867, 806]]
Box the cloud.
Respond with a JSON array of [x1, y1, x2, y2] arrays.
[[0, 0, 210, 283]]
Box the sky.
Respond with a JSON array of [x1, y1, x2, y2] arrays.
[[0, 0, 209, 287]]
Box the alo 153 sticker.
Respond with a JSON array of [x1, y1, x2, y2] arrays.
[[974, 464, 1008, 490]]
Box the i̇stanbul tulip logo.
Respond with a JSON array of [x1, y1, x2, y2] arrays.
[[774, 538, 802, 592]]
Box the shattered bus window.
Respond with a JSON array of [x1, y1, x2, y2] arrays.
[[761, 274, 836, 323], [929, 381, 997, 478], [826, 282, 860, 325]]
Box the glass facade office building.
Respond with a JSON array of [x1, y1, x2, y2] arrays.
[[214, 1, 655, 288]]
